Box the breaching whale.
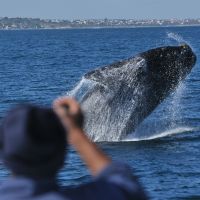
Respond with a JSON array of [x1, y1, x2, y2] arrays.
[[70, 44, 196, 141]]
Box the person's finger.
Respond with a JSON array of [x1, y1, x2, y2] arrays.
[[53, 98, 62, 108], [53, 97, 66, 106], [53, 97, 81, 115], [53, 98, 68, 112], [63, 98, 80, 114], [54, 106, 66, 118]]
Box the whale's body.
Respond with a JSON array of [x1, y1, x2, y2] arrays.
[[71, 45, 196, 141]]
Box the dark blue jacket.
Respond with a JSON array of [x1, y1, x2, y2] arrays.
[[0, 162, 147, 200]]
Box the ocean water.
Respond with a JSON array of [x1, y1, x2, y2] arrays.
[[0, 27, 200, 199]]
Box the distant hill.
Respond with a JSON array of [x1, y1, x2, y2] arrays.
[[0, 17, 200, 30]]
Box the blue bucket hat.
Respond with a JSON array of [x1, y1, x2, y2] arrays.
[[0, 105, 67, 179]]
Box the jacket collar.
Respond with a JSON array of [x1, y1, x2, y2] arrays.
[[0, 176, 58, 196]]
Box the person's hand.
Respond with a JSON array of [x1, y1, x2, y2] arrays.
[[53, 97, 84, 133], [53, 97, 111, 177]]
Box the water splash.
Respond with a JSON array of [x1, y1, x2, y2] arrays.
[[168, 81, 185, 128], [125, 79, 187, 141], [167, 32, 185, 43], [67, 78, 95, 101], [66, 45, 195, 142]]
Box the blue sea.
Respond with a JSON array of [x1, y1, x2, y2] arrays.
[[0, 27, 200, 200]]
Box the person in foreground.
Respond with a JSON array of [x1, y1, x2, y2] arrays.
[[0, 97, 148, 200]]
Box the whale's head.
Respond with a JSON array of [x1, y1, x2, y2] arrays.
[[141, 44, 196, 102]]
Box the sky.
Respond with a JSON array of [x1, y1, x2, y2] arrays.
[[0, 0, 200, 20]]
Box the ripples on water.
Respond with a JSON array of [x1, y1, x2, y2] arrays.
[[0, 27, 200, 200]]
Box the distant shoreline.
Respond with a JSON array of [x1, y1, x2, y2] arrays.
[[1, 17, 200, 30], [1, 24, 200, 31]]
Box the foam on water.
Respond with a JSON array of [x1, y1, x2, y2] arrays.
[[123, 127, 195, 142]]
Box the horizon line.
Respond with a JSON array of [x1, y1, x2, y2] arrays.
[[1, 16, 200, 21]]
